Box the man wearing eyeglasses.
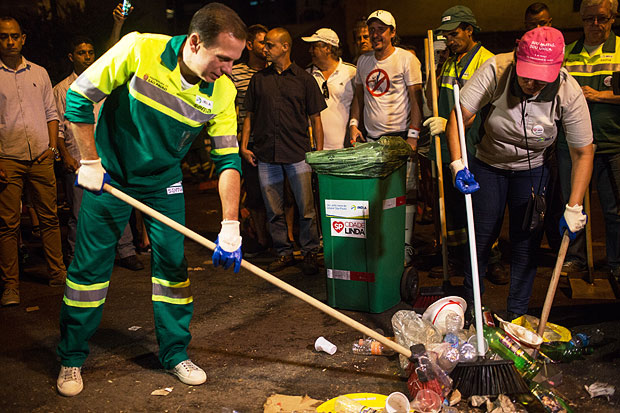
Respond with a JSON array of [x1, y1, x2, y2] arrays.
[[303, 28, 356, 150], [561, 0, 620, 284]]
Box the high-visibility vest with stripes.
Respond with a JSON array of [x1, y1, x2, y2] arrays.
[[563, 35, 620, 154], [431, 43, 494, 163], [65, 32, 240, 190]]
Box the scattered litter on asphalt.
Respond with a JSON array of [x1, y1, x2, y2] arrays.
[[315, 336, 337, 355], [448, 389, 461, 406], [264, 393, 323, 412], [26, 306, 39, 312], [487, 394, 518, 412], [128, 326, 142, 331], [585, 382, 615, 400], [469, 395, 490, 407], [150, 387, 173, 396]]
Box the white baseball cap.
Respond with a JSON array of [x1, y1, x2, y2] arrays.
[[367, 10, 396, 29], [301, 28, 340, 47]]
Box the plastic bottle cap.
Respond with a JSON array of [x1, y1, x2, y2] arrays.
[[385, 391, 410, 413], [315, 336, 337, 355]]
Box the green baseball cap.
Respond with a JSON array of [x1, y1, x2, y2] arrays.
[[436, 5, 480, 33]]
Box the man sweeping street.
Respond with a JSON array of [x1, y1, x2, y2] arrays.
[[56, 3, 246, 397]]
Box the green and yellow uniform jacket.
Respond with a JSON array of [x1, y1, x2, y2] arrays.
[[65, 32, 241, 190], [431, 43, 494, 163], [561, 34, 620, 154]]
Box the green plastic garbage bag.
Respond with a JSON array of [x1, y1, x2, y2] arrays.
[[305, 136, 414, 178]]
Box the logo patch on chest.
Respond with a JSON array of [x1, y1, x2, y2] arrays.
[[195, 95, 213, 110]]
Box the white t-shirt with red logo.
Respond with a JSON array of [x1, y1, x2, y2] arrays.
[[355, 47, 422, 138]]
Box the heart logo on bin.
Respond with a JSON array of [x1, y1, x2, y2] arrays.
[[333, 221, 344, 233]]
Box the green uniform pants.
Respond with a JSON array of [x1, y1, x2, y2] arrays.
[[57, 183, 192, 370]]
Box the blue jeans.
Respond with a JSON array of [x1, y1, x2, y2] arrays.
[[556, 147, 586, 264], [258, 160, 319, 256], [466, 156, 549, 315]]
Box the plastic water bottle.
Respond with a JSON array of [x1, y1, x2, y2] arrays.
[[443, 332, 460, 348], [351, 338, 395, 356], [570, 333, 590, 348]]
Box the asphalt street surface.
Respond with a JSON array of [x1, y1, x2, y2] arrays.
[[1, 181, 619, 412]]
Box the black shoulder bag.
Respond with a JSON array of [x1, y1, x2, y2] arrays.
[[520, 99, 546, 233]]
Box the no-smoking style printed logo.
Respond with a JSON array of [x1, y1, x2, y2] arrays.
[[366, 69, 390, 97]]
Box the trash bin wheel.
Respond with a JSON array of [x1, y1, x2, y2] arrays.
[[400, 265, 419, 304]]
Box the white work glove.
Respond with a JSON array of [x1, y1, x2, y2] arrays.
[[423, 116, 448, 136], [217, 220, 242, 252], [213, 220, 243, 273], [560, 204, 587, 240], [75, 158, 110, 195]]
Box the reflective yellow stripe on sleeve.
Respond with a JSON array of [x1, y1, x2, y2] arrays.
[[152, 277, 193, 305]]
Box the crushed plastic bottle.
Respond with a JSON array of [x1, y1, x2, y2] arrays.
[[459, 342, 477, 361], [444, 312, 462, 334], [443, 332, 459, 348], [406, 344, 453, 399], [352, 338, 395, 356]]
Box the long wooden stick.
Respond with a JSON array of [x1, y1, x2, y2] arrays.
[[103, 183, 412, 358], [534, 232, 570, 358], [427, 30, 449, 281], [584, 190, 594, 284]]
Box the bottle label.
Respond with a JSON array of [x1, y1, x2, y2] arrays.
[[498, 334, 528, 359]]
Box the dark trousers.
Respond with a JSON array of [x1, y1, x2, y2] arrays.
[[466, 156, 549, 315]]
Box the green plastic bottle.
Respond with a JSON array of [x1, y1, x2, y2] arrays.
[[529, 382, 574, 413], [539, 342, 594, 362], [482, 325, 542, 380]]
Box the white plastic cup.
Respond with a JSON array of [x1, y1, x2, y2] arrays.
[[314, 336, 337, 355], [385, 391, 410, 413]]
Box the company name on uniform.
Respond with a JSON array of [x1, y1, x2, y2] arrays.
[[144, 74, 169, 92]]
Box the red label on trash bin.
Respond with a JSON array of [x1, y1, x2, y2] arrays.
[[327, 269, 375, 282], [330, 218, 366, 238], [382, 195, 406, 210]]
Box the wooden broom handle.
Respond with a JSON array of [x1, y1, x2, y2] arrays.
[[427, 30, 449, 280], [103, 184, 412, 358], [536, 232, 570, 339]]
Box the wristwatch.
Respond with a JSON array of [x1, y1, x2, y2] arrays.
[[49, 146, 60, 161]]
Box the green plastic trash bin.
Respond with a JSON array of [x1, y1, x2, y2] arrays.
[[306, 137, 413, 313]]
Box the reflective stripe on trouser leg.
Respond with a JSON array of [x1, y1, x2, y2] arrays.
[[141, 185, 193, 369], [58, 190, 132, 366]]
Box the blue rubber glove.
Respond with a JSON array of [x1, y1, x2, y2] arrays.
[[559, 204, 587, 241], [212, 220, 243, 273], [74, 158, 110, 195], [449, 159, 480, 194]]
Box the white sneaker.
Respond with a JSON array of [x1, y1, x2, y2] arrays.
[[169, 359, 206, 385], [57, 366, 83, 397]]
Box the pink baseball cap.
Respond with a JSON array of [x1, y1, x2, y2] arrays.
[[516, 26, 565, 83]]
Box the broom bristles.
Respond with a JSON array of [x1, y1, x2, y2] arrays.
[[449, 359, 530, 397]]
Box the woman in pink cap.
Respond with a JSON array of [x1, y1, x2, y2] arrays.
[[444, 26, 594, 319]]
